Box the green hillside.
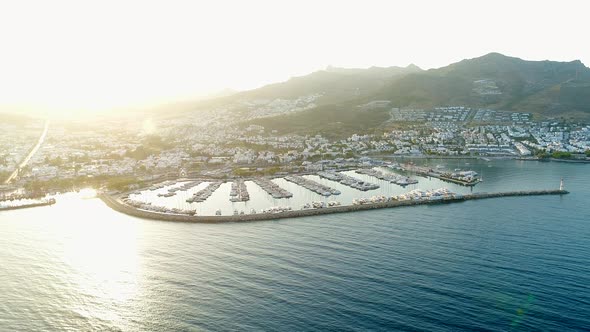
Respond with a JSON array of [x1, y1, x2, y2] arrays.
[[243, 53, 590, 137], [229, 64, 423, 105], [377, 53, 590, 116]]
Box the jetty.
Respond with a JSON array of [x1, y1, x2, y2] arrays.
[[398, 163, 481, 186], [252, 178, 293, 199], [186, 181, 222, 203], [230, 180, 250, 202], [355, 168, 418, 186], [317, 171, 380, 191], [284, 175, 340, 196], [99, 189, 568, 224], [0, 198, 56, 211]]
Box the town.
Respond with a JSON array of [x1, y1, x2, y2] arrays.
[[1, 104, 590, 195]]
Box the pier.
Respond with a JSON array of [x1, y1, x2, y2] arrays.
[[397, 163, 481, 186], [186, 181, 222, 203], [99, 189, 569, 224], [355, 168, 418, 186], [230, 180, 250, 202], [317, 171, 380, 191], [252, 178, 293, 199], [284, 175, 340, 196]]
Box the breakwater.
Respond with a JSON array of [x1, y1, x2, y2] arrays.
[[100, 189, 568, 224], [0, 198, 56, 212]]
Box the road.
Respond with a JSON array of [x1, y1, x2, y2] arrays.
[[4, 120, 49, 184]]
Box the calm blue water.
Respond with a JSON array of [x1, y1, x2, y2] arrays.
[[1, 159, 589, 331]]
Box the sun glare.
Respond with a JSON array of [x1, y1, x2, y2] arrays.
[[0, 0, 587, 116]]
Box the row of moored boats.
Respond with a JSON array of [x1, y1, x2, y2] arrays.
[[284, 175, 340, 196], [352, 188, 460, 205], [229, 180, 250, 202], [302, 201, 341, 209], [317, 171, 380, 191], [355, 168, 418, 186], [186, 182, 222, 203], [252, 178, 293, 199], [123, 198, 196, 216]]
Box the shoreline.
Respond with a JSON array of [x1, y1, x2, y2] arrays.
[[516, 157, 590, 164], [99, 189, 568, 224]]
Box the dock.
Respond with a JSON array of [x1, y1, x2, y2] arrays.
[[317, 171, 380, 191], [99, 189, 569, 224], [230, 180, 250, 202], [284, 175, 340, 196], [355, 168, 418, 186], [252, 178, 293, 199], [186, 181, 222, 203], [397, 164, 481, 186]]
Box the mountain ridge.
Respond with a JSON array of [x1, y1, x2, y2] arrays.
[[233, 52, 590, 137]]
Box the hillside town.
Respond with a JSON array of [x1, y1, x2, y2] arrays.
[[2, 105, 590, 194]]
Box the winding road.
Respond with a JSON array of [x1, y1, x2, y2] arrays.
[[4, 120, 49, 184]]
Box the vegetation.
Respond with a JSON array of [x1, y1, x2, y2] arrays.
[[535, 150, 550, 159], [232, 166, 283, 177], [23, 175, 143, 193], [246, 103, 390, 139], [535, 149, 573, 160], [228, 53, 590, 139], [373, 53, 590, 119], [551, 151, 572, 159], [0, 171, 9, 181], [125, 135, 174, 160]]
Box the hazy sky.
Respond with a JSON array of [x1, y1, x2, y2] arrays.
[[1, 0, 588, 115]]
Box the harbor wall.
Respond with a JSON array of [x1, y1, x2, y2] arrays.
[[0, 200, 55, 212], [99, 189, 568, 224]]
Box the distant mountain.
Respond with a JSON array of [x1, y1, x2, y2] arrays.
[[0, 112, 33, 125], [241, 53, 590, 137], [226, 64, 423, 105], [376, 53, 590, 117]]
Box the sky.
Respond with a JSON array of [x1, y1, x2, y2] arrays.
[[0, 0, 588, 116]]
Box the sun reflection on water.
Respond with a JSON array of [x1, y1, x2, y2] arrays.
[[52, 193, 142, 327]]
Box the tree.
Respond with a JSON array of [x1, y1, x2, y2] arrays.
[[551, 151, 571, 159], [535, 149, 549, 159]]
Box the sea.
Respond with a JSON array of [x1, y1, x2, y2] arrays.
[[1, 159, 589, 331]]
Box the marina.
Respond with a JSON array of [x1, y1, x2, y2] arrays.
[[2, 154, 586, 332], [108, 161, 571, 219], [101, 189, 568, 223]]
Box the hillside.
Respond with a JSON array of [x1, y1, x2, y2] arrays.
[[377, 53, 590, 116], [241, 53, 590, 137], [228, 64, 423, 106], [0, 113, 33, 126]]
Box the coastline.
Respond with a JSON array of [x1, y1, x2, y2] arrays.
[[517, 157, 590, 164], [99, 189, 568, 224]]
